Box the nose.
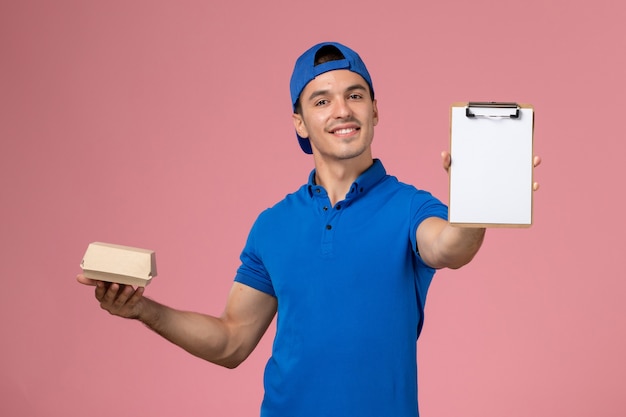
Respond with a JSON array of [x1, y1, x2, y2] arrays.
[[333, 98, 352, 119]]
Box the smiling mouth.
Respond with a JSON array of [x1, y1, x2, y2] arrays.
[[332, 127, 359, 135]]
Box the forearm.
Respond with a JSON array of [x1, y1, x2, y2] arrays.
[[135, 283, 276, 368], [138, 297, 240, 368]]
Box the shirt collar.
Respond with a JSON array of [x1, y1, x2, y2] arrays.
[[307, 159, 387, 201]]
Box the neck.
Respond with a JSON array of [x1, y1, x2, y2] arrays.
[[313, 155, 374, 207]]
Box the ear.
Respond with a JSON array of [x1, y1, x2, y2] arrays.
[[372, 99, 379, 127], [292, 113, 309, 138]]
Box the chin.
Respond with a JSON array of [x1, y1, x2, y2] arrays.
[[333, 144, 371, 161]]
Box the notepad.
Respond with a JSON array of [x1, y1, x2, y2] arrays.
[[449, 102, 535, 227]]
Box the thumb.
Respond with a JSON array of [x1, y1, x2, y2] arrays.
[[76, 274, 98, 286]]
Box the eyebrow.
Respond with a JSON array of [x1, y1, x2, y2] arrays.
[[306, 83, 369, 102]]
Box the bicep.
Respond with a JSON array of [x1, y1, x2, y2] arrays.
[[221, 282, 277, 359], [415, 216, 448, 269]]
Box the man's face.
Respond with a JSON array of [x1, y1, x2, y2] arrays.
[[293, 70, 378, 162]]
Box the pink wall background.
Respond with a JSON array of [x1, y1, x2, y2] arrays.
[[2, 0, 624, 416]]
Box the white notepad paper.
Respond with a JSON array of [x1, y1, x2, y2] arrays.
[[449, 102, 534, 227]]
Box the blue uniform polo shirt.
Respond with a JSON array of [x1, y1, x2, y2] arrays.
[[235, 159, 448, 417]]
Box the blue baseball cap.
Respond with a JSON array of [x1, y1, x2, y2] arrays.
[[290, 42, 375, 154]]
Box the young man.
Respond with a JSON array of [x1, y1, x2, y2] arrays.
[[78, 42, 538, 416]]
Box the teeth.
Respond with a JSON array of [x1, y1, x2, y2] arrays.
[[334, 128, 355, 134]]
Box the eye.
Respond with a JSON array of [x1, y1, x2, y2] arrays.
[[348, 93, 363, 100], [315, 99, 329, 106]]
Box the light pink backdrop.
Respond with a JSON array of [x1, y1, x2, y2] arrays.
[[2, 1, 624, 416]]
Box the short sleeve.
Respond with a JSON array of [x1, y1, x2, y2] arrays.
[[409, 190, 448, 261], [234, 217, 276, 297]]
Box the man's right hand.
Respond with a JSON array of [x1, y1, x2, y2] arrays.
[[77, 274, 146, 319]]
